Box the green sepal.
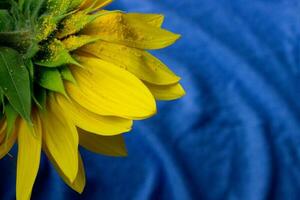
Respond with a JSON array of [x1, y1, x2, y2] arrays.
[[46, 0, 72, 16], [36, 14, 58, 41], [36, 9, 78, 41], [68, 0, 83, 11], [62, 35, 100, 51], [37, 67, 67, 96], [25, 59, 34, 80], [0, 10, 14, 32], [25, 59, 41, 109], [0, 92, 3, 121], [24, 42, 40, 59], [21, 0, 46, 18], [25, 60, 36, 101], [60, 66, 76, 84], [33, 87, 47, 110], [0, 47, 32, 122], [35, 39, 81, 67], [18, 0, 25, 10], [4, 104, 18, 138], [56, 10, 101, 39], [0, 88, 4, 104], [10, 0, 27, 29]]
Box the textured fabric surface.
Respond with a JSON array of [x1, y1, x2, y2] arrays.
[[1, 0, 300, 199]]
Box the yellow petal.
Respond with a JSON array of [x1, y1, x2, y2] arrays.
[[41, 95, 79, 182], [65, 153, 86, 193], [55, 94, 133, 135], [80, 41, 180, 85], [83, 12, 180, 50], [79, 129, 127, 156], [145, 83, 186, 101], [46, 151, 86, 194], [80, 0, 113, 10], [0, 121, 16, 159], [16, 113, 42, 200], [126, 13, 164, 27], [66, 56, 156, 119]]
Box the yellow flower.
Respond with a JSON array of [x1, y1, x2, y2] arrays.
[[0, 0, 185, 199]]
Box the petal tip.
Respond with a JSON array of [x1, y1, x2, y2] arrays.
[[147, 101, 158, 118], [147, 96, 157, 118], [173, 33, 181, 42]]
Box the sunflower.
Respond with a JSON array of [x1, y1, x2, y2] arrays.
[[0, 0, 185, 199]]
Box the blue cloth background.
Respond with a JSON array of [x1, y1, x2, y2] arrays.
[[1, 0, 300, 199]]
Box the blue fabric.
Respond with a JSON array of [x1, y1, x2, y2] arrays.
[[1, 0, 300, 199]]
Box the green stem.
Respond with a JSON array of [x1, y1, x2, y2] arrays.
[[0, 30, 32, 52]]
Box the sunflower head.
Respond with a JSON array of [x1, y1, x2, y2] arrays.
[[0, 0, 111, 124], [0, 0, 185, 199]]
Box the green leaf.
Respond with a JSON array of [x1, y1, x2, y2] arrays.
[[60, 66, 76, 83], [0, 47, 31, 122], [35, 39, 81, 67], [0, 10, 13, 31], [38, 67, 67, 95], [5, 104, 18, 138]]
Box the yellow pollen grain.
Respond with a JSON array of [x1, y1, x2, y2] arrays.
[[47, 0, 70, 15], [37, 15, 57, 41], [63, 36, 79, 50], [57, 11, 90, 38], [47, 42, 60, 62], [63, 35, 98, 51]]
